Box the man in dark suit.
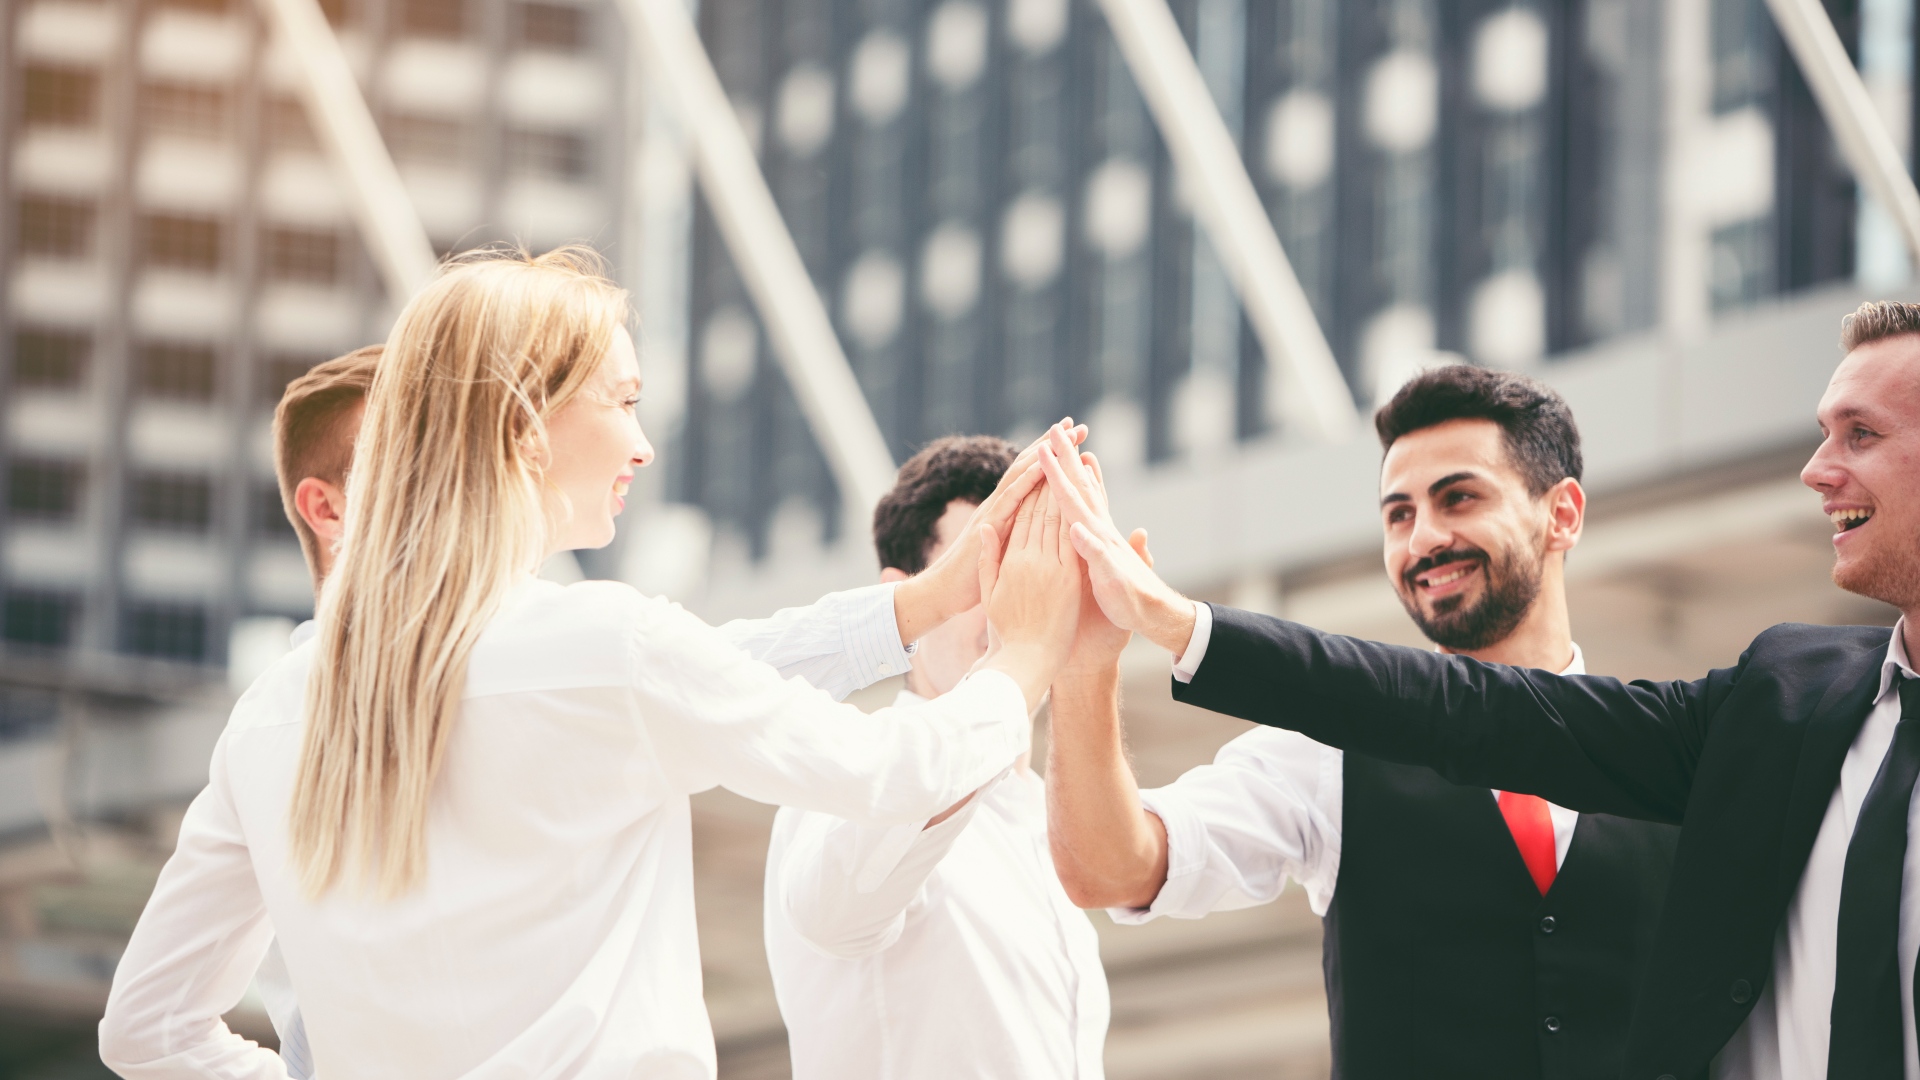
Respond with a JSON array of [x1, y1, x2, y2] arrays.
[[1043, 300, 1920, 1080], [1047, 366, 1677, 1080]]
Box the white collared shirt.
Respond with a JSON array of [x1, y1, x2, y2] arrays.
[[766, 689, 1109, 1080], [101, 579, 1029, 1080], [1116, 601, 1580, 924], [1714, 618, 1920, 1080]]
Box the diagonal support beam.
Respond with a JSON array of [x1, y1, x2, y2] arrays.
[[618, 0, 898, 522], [1095, 0, 1359, 442], [1763, 0, 1920, 265], [255, 0, 439, 299]]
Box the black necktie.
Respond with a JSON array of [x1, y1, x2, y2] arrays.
[[1829, 675, 1920, 1079]]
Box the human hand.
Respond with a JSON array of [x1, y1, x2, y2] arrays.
[[1059, 452, 1151, 676], [978, 484, 1082, 709], [895, 419, 1088, 644], [1038, 427, 1195, 657]]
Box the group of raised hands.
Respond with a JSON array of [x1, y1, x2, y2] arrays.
[[895, 418, 1200, 711]]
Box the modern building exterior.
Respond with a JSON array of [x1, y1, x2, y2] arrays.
[[672, 0, 1892, 562], [1, 0, 632, 690]]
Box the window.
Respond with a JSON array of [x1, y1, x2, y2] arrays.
[[138, 343, 217, 400], [3, 591, 77, 650], [265, 227, 342, 284], [254, 482, 295, 538], [260, 356, 319, 404], [22, 66, 98, 127], [13, 330, 89, 389], [267, 98, 319, 150], [517, 1, 586, 50], [141, 214, 223, 271], [7, 458, 86, 521], [142, 82, 230, 139], [0, 684, 62, 740], [122, 602, 208, 662], [399, 0, 466, 38], [17, 197, 96, 259], [129, 471, 213, 532], [507, 130, 593, 182], [387, 115, 471, 165]]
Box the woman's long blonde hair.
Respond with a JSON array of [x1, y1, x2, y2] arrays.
[[288, 246, 630, 898]]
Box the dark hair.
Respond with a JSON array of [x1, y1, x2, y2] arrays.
[[1841, 300, 1920, 352], [873, 434, 1018, 574], [1373, 364, 1581, 497]]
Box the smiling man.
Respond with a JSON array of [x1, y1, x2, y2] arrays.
[[1054, 303, 1920, 1080], [1046, 366, 1678, 1080]]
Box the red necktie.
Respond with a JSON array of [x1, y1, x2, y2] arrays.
[[1497, 791, 1557, 895]]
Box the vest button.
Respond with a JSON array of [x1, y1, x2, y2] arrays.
[[1538, 915, 1556, 934], [1731, 978, 1753, 1004], [1542, 1015, 1562, 1033]]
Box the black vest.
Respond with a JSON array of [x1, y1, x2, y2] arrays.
[[1324, 754, 1679, 1080]]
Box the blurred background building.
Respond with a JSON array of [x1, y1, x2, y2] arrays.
[[1, 0, 1915, 1075]]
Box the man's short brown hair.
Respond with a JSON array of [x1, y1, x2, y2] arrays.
[[273, 345, 380, 573], [1840, 300, 1920, 352], [872, 435, 1018, 574]]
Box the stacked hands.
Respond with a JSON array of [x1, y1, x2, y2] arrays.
[[901, 417, 1191, 709]]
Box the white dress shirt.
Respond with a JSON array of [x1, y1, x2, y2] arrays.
[[1116, 601, 1579, 924], [1714, 618, 1920, 1080], [766, 689, 1109, 1080], [101, 578, 1030, 1080], [249, 587, 918, 1080]]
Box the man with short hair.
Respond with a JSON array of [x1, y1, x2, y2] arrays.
[[274, 345, 380, 588], [765, 434, 1110, 1080], [1054, 303, 1920, 1079], [1046, 366, 1678, 1080]]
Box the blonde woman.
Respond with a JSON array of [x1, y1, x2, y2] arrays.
[[99, 249, 1082, 1080]]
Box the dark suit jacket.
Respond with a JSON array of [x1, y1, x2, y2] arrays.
[[1171, 604, 1894, 1080]]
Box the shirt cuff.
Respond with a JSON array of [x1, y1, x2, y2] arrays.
[[843, 582, 918, 686], [1170, 600, 1213, 684], [1106, 785, 1210, 925]]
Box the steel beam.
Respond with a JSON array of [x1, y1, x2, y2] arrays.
[[255, 0, 439, 299], [617, 0, 899, 521], [1764, 0, 1920, 265], [1095, 0, 1360, 441]]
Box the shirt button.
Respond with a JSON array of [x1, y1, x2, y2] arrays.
[[1543, 1016, 1562, 1033], [1730, 979, 1752, 1004], [1657, 1075, 1677, 1080], [1538, 915, 1556, 934], [877, 663, 894, 675]]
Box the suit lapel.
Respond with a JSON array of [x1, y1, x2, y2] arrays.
[[1772, 634, 1889, 900]]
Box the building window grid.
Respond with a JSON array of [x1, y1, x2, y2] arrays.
[[17, 197, 97, 259], [399, 0, 467, 39], [516, 1, 587, 50], [141, 82, 232, 140], [6, 458, 87, 522], [141, 214, 224, 272], [21, 65, 99, 128], [506, 129, 595, 182], [122, 603, 209, 662], [138, 343, 218, 401], [11, 330, 90, 390], [253, 482, 295, 538], [386, 114, 473, 165], [2, 592, 77, 651], [264, 227, 343, 284], [129, 471, 215, 533]]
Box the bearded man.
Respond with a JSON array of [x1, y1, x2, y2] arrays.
[[1047, 365, 1679, 1080]]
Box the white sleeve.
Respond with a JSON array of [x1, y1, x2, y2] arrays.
[[631, 596, 1029, 826], [100, 732, 291, 1080], [1110, 727, 1342, 924], [775, 780, 997, 959], [714, 583, 915, 702], [1170, 600, 1213, 683]]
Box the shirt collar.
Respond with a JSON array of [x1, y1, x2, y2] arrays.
[[290, 619, 317, 648], [1875, 617, 1917, 704], [894, 686, 927, 707]]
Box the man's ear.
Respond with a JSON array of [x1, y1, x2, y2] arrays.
[[879, 566, 910, 585], [294, 477, 349, 544], [1544, 477, 1585, 554]]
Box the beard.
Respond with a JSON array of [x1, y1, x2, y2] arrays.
[[1832, 520, 1920, 614], [1397, 538, 1545, 652]]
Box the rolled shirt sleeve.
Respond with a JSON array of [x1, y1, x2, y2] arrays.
[[714, 583, 916, 703], [1111, 726, 1342, 924]]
